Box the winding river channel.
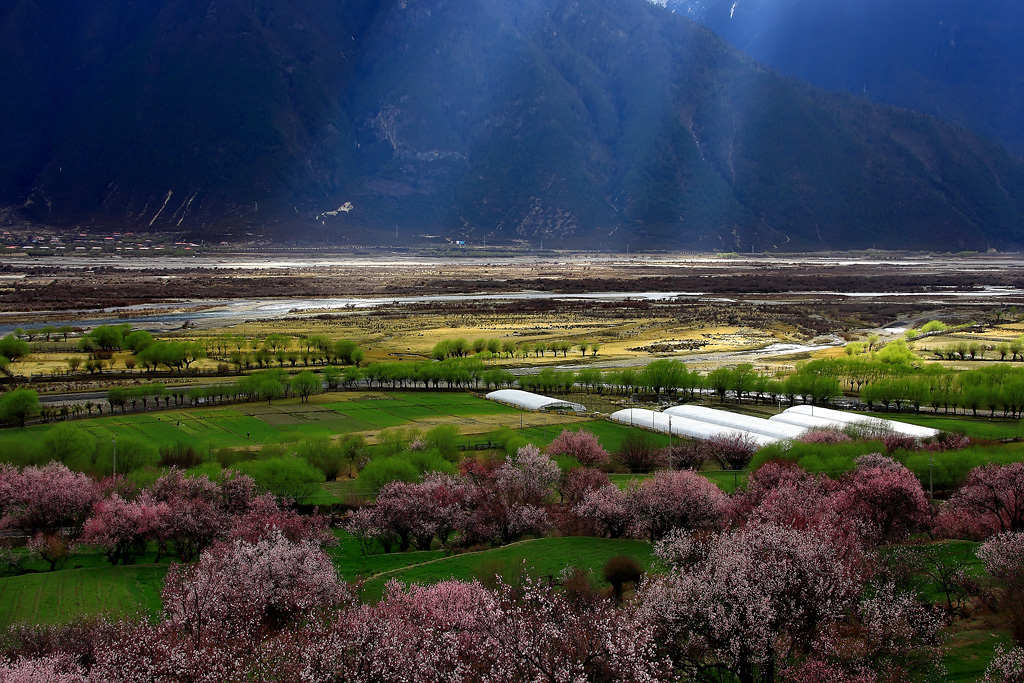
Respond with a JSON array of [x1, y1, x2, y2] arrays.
[[3, 285, 1024, 336]]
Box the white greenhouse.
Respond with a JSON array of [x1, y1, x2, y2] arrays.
[[609, 408, 778, 447], [664, 405, 807, 441], [768, 411, 865, 432], [485, 389, 586, 412], [770, 405, 938, 438]]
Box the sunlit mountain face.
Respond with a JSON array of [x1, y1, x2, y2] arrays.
[[3, 0, 1024, 250], [661, 0, 1024, 158]]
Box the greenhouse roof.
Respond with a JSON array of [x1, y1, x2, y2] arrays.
[[768, 411, 861, 432], [485, 389, 587, 412], [779, 405, 939, 438], [609, 408, 779, 447], [664, 405, 806, 440]]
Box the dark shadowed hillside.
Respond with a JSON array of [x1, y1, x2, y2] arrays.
[[3, 0, 1024, 250], [668, 0, 1024, 158]]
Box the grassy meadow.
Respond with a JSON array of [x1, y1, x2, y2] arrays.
[[0, 391, 606, 463], [357, 536, 656, 602], [0, 559, 168, 629]]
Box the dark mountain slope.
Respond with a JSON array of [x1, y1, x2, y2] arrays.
[[3, 0, 1024, 250], [1, 0, 378, 235], [668, 0, 1024, 158]]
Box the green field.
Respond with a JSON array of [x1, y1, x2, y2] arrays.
[[944, 626, 1013, 683], [0, 535, 652, 627], [328, 530, 447, 580], [0, 564, 167, 629], [357, 536, 655, 601], [0, 392, 530, 458]]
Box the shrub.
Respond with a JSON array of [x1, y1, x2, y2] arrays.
[[159, 443, 202, 469], [749, 439, 888, 477], [799, 429, 853, 445], [109, 436, 159, 475], [920, 320, 949, 334], [705, 434, 759, 470], [603, 555, 643, 601], [215, 447, 255, 469], [424, 424, 461, 460], [233, 456, 325, 503], [298, 435, 344, 481], [663, 440, 708, 470], [406, 448, 459, 478], [922, 432, 971, 452], [358, 456, 420, 492], [613, 432, 666, 473], [882, 433, 918, 453], [377, 427, 421, 454], [40, 424, 97, 472]]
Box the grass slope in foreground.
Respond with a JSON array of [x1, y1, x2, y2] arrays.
[[357, 536, 655, 602], [0, 564, 167, 629]]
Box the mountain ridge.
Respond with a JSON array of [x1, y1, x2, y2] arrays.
[[3, 0, 1024, 251]]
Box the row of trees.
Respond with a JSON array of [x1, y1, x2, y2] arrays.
[[930, 338, 1024, 361], [11, 357, 1024, 435], [81, 326, 366, 365], [103, 370, 326, 413], [349, 445, 947, 553], [0, 358, 1001, 433], [5, 324, 75, 342], [33, 326, 368, 375], [431, 337, 601, 360], [853, 364, 1024, 416], [15, 344, 1024, 437], [228, 358, 837, 406], [785, 356, 1024, 415]]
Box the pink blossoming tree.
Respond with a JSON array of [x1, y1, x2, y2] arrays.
[[946, 463, 1024, 535], [628, 469, 728, 540], [545, 428, 610, 467]]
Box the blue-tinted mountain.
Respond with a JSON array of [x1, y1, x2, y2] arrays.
[[3, 0, 1024, 251], [667, 0, 1024, 158]]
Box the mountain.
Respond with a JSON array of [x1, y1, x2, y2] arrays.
[[3, 0, 1024, 251], [666, 0, 1024, 158]]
